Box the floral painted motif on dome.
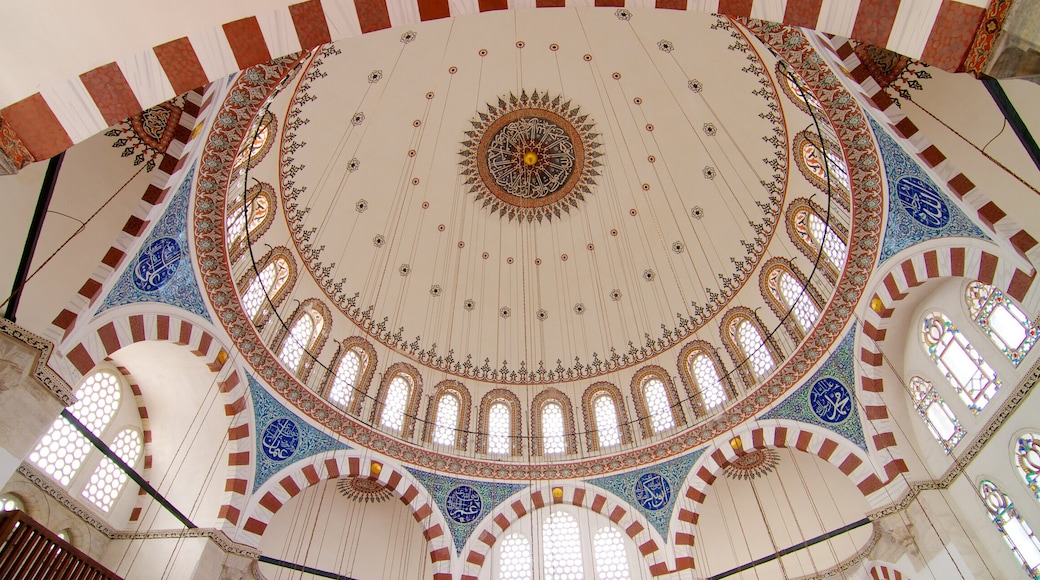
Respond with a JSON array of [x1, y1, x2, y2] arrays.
[[105, 97, 184, 172], [722, 449, 779, 480], [459, 91, 602, 223]]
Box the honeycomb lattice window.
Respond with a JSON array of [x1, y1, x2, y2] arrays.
[[734, 319, 775, 381], [543, 511, 584, 580], [380, 374, 412, 432], [241, 258, 289, 320], [770, 268, 819, 333], [593, 526, 632, 580], [593, 394, 621, 449], [487, 402, 511, 455], [542, 402, 567, 455], [643, 377, 675, 434], [691, 353, 727, 410], [498, 532, 532, 580], [29, 370, 121, 486], [82, 429, 142, 512], [328, 349, 362, 409], [432, 392, 460, 446]]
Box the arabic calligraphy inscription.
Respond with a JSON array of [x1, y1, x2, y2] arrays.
[[634, 472, 671, 511], [261, 417, 300, 461], [808, 378, 852, 424], [133, 237, 182, 292], [896, 176, 949, 229], [445, 485, 482, 524]]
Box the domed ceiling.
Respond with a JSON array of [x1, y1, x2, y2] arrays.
[[277, 9, 788, 381], [194, 8, 883, 475]]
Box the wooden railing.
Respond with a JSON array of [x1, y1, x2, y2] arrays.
[[0, 510, 120, 579]]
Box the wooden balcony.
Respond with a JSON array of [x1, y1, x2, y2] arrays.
[[0, 510, 120, 579]]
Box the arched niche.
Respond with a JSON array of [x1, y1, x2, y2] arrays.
[[256, 478, 430, 579], [695, 448, 873, 578]]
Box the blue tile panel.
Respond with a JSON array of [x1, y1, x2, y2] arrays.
[[97, 163, 212, 321], [248, 372, 350, 489], [871, 117, 988, 265], [588, 447, 705, 540], [760, 324, 867, 451], [406, 467, 527, 554]]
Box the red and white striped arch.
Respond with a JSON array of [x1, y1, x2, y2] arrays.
[[458, 483, 675, 579], [670, 421, 895, 571], [235, 452, 454, 577], [110, 365, 155, 524], [0, 0, 992, 164], [868, 562, 909, 579]]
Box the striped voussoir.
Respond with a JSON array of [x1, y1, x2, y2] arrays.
[[236, 454, 452, 575], [670, 422, 891, 570], [111, 365, 154, 523], [459, 484, 670, 579], [818, 36, 1040, 271], [48, 88, 206, 344], [0, 0, 990, 163], [868, 563, 905, 580]]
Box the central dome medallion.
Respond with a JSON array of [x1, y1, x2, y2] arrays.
[[460, 92, 601, 222]]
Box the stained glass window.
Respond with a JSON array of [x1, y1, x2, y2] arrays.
[[380, 374, 411, 432], [233, 111, 275, 170], [542, 402, 566, 455], [226, 191, 271, 248], [794, 209, 846, 273], [543, 512, 584, 580], [593, 526, 632, 580], [732, 318, 775, 381], [909, 376, 964, 453], [967, 281, 1037, 366], [593, 394, 622, 449], [1017, 434, 1040, 500], [30, 371, 121, 486], [432, 392, 460, 446], [980, 480, 1040, 578], [922, 312, 1000, 413], [328, 348, 363, 409], [498, 533, 532, 580], [800, 136, 849, 192], [81, 429, 142, 512], [643, 377, 676, 434], [768, 268, 820, 334], [690, 352, 727, 410], [242, 258, 290, 321], [487, 402, 511, 455]]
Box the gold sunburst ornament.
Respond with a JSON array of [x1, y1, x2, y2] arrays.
[[459, 90, 602, 223]]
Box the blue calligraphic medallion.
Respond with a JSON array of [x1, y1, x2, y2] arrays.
[[809, 378, 852, 424], [133, 237, 183, 291], [634, 472, 671, 511], [445, 485, 482, 524], [261, 418, 300, 461], [896, 176, 950, 229]]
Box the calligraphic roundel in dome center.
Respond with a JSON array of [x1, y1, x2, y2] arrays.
[[273, 10, 794, 383]]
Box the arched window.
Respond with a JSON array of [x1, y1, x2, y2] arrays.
[[542, 402, 566, 455], [721, 309, 780, 389], [593, 526, 632, 580], [1016, 433, 1040, 500], [794, 131, 850, 207], [786, 199, 848, 283], [498, 533, 532, 580], [233, 110, 276, 172], [762, 259, 822, 340], [478, 389, 521, 456], [967, 281, 1038, 366], [582, 382, 633, 452], [324, 338, 376, 415], [922, 312, 1000, 414], [679, 341, 736, 418], [909, 376, 964, 453], [30, 370, 121, 486], [81, 428, 142, 512], [631, 368, 684, 439], [238, 250, 294, 324], [226, 182, 276, 263], [980, 480, 1040, 577], [424, 381, 470, 450], [531, 389, 577, 456], [776, 61, 825, 120], [543, 511, 584, 580], [0, 494, 23, 512], [371, 364, 423, 437], [380, 374, 412, 432], [276, 299, 331, 379]]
